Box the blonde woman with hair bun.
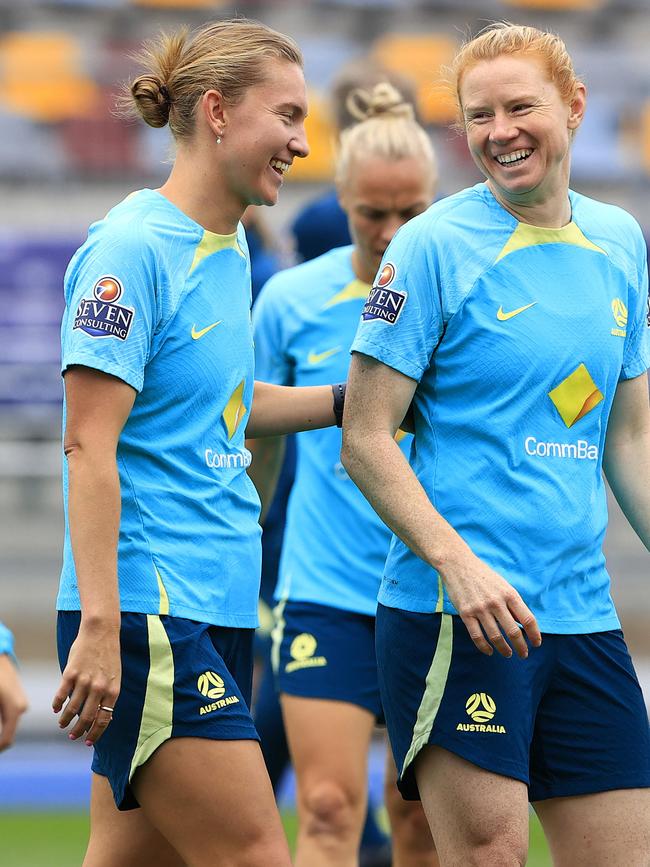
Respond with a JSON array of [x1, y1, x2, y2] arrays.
[[53, 18, 350, 867], [344, 22, 650, 865], [249, 82, 439, 867]]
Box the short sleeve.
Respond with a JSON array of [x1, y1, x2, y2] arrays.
[[252, 276, 293, 386], [351, 215, 443, 382], [0, 622, 15, 660], [621, 233, 650, 381], [61, 223, 159, 393]]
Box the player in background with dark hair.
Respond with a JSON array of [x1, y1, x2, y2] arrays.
[[343, 22, 650, 865], [53, 19, 347, 867], [250, 83, 439, 867]]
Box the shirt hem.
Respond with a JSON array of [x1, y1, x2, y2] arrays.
[[56, 599, 259, 629], [272, 591, 377, 618], [62, 352, 143, 393], [377, 593, 620, 635], [351, 337, 424, 382]]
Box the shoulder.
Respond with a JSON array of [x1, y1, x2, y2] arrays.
[[389, 184, 508, 251], [385, 186, 512, 289], [257, 245, 353, 309], [570, 191, 647, 272]]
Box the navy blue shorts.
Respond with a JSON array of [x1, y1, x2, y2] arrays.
[[273, 600, 382, 719], [376, 604, 650, 802], [57, 611, 259, 810]]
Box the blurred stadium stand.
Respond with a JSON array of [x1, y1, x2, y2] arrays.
[[0, 1, 648, 734]]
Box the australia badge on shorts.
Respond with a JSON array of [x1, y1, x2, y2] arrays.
[[73, 276, 135, 341], [362, 262, 406, 325]]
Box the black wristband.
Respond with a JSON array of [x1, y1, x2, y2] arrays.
[[332, 382, 346, 428]]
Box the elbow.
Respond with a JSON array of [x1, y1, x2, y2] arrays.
[[340, 428, 361, 480], [63, 439, 83, 460]]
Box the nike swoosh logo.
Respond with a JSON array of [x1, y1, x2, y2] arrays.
[[191, 321, 223, 340], [496, 302, 537, 321], [307, 346, 342, 365]]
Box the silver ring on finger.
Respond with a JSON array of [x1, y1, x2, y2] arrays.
[[98, 705, 114, 714]]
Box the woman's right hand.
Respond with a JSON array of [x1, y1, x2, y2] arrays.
[[439, 550, 542, 659], [53, 618, 121, 746]]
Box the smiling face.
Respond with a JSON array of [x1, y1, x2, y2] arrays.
[[219, 58, 309, 210], [339, 155, 434, 284], [460, 53, 585, 222]]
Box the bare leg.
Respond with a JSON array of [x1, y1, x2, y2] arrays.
[[534, 788, 650, 867], [282, 695, 375, 867], [133, 737, 291, 867], [414, 746, 528, 866], [83, 773, 185, 867], [383, 748, 439, 867]]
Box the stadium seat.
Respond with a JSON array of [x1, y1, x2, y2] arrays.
[[501, 0, 603, 8], [130, 0, 228, 7], [0, 32, 98, 123], [371, 33, 459, 125]]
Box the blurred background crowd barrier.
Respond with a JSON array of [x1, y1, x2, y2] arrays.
[[0, 0, 648, 812]]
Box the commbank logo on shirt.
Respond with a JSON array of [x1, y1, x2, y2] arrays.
[[548, 363, 603, 428], [223, 380, 248, 440], [204, 380, 251, 470], [73, 276, 134, 341]]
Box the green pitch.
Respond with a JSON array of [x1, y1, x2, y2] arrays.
[[0, 810, 552, 865]]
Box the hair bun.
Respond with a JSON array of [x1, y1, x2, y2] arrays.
[[346, 81, 414, 122]]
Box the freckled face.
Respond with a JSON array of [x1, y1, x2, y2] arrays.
[[460, 54, 584, 208], [221, 59, 309, 209], [339, 155, 435, 283]]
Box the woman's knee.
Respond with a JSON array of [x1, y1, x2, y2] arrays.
[[301, 778, 363, 837]]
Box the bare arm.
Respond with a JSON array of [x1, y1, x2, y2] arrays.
[[52, 366, 135, 745], [246, 381, 337, 438], [341, 352, 541, 659], [603, 372, 650, 549], [0, 652, 28, 751], [246, 435, 286, 524]]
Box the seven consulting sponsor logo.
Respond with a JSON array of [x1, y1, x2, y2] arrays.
[[197, 670, 240, 716], [73, 276, 134, 341], [456, 692, 506, 734], [362, 262, 406, 325], [525, 363, 603, 462], [285, 633, 327, 674]]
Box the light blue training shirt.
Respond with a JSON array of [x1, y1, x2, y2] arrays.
[[253, 245, 411, 616], [352, 183, 650, 634], [59, 189, 262, 627]]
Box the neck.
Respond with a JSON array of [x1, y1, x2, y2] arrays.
[[158, 147, 243, 235], [351, 250, 376, 285], [490, 186, 572, 228], [487, 159, 573, 228]]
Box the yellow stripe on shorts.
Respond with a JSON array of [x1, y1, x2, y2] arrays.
[[129, 615, 175, 781], [401, 600, 454, 778], [270, 598, 287, 676]]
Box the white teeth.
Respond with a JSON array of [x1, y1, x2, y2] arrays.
[[495, 149, 532, 165], [270, 159, 290, 174]]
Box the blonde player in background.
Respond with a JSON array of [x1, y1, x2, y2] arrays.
[[250, 83, 439, 867]]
